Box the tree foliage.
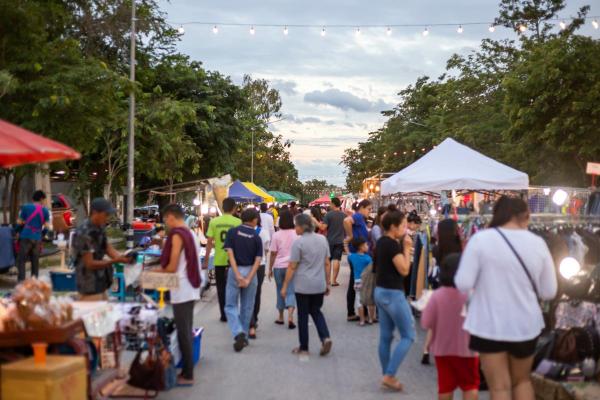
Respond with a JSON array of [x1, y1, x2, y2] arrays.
[[0, 0, 302, 209], [342, 0, 600, 192]]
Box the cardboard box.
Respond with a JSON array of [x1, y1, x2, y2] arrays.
[[2, 355, 87, 400]]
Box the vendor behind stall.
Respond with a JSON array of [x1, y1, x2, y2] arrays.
[[72, 198, 132, 301]]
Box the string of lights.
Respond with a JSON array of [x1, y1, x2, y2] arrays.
[[173, 16, 600, 35]]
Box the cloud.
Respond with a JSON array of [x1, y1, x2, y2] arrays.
[[283, 114, 321, 124], [271, 79, 298, 95], [304, 88, 393, 112]]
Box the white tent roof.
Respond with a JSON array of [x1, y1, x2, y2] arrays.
[[381, 138, 529, 195]]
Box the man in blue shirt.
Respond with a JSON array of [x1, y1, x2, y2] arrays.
[[343, 199, 372, 321], [224, 208, 263, 352], [16, 190, 51, 281]]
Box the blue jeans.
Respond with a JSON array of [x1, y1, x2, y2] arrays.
[[274, 268, 296, 310], [225, 266, 258, 338], [374, 287, 415, 377]]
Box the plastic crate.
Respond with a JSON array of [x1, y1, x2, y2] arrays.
[[176, 327, 203, 368], [50, 271, 77, 292]]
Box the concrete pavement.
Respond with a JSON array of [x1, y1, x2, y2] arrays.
[[159, 259, 490, 400]]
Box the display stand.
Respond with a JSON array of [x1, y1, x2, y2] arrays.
[[0, 319, 123, 400]]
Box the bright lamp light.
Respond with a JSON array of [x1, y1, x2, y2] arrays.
[[193, 198, 201, 206], [543, 188, 551, 196], [201, 204, 209, 214], [552, 189, 569, 206], [429, 209, 437, 217], [559, 257, 581, 279]]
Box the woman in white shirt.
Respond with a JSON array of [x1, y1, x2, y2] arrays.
[[455, 196, 557, 400]]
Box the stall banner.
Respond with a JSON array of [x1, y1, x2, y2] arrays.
[[586, 162, 600, 175], [140, 271, 179, 289], [205, 174, 231, 214]]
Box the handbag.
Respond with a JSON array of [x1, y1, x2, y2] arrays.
[[128, 342, 165, 391], [551, 325, 600, 364], [359, 264, 376, 306]]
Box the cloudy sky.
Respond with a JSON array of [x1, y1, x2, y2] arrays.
[[163, 0, 599, 186]]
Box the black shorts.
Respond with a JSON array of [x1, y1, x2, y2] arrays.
[[329, 244, 344, 261], [469, 335, 538, 359]]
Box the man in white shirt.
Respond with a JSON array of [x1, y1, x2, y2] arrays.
[[260, 203, 276, 239]]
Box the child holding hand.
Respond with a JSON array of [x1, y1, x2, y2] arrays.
[[421, 253, 479, 400]]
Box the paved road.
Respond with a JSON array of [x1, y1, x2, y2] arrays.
[[159, 259, 490, 400]]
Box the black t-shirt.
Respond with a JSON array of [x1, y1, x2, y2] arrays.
[[375, 236, 405, 290]]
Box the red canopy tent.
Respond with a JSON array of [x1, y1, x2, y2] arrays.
[[309, 196, 334, 207], [0, 119, 81, 168]]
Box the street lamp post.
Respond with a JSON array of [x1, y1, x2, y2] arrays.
[[126, 1, 136, 249], [251, 130, 254, 183]]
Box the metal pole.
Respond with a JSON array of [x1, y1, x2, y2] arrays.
[[251, 130, 254, 183], [126, 1, 136, 249]]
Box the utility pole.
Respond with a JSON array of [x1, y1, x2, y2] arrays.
[[251, 130, 254, 183], [126, 1, 136, 249]]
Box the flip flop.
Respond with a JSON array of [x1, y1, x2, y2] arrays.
[[381, 380, 403, 392], [292, 347, 309, 355], [332, 283, 340, 287], [347, 316, 360, 322], [275, 320, 284, 325], [320, 339, 332, 356], [288, 321, 296, 329]]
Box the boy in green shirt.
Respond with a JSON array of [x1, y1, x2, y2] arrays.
[[204, 197, 241, 322]]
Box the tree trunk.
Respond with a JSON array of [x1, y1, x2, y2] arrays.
[[9, 173, 23, 225]]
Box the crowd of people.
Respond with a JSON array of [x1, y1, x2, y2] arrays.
[[10, 190, 558, 399]]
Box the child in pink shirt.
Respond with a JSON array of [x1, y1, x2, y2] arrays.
[[421, 253, 479, 400]]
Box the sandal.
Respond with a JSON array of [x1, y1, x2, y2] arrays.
[[288, 321, 296, 329], [381, 378, 403, 392], [332, 282, 340, 287], [320, 339, 332, 356], [274, 320, 284, 325], [292, 347, 309, 355], [347, 315, 360, 322]]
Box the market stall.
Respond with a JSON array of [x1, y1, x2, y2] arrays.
[[381, 138, 529, 195], [309, 196, 334, 207], [242, 181, 275, 203], [228, 180, 263, 203], [268, 190, 297, 203]]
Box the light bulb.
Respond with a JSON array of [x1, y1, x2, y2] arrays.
[[386, 27, 392, 36], [429, 209, 437, 217], [543, 188, 551, 196], [489, 25, 496, 32], [552, 189, 569, 206], [201, 204, 209, 214], [559, 257, 581, 280], [422, 27, 429, 36], [321, 27, 326, 37], [457, 25, 464, 34], [369, 183, 374, 190], [375, 185, 380, 192], [592, 20, 599, 29], [193, 198, 201, 206], [177, 26, 185, 34], [283, 26, 288, 35], [364, 189, 369, 194], [212, 25, 218, 34], [250, 26, 255, 35], [559, 21, 566, 30], [355, 27, 361, 36], [519, 24, 527, 32], [209, 207, 217, 214]]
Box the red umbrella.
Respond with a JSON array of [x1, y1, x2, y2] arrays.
[[0, 119, 81, 168]]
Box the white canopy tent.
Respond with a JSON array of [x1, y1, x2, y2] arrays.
[[381, 138, 529, 195]]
